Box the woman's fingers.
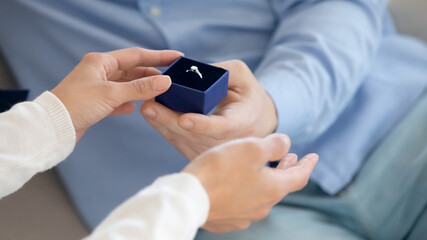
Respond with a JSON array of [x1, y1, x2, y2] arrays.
[[107, 47, 183, 72], [114, 75, 171, 103], [80, 47, 182, 79], [109, 67, 162, 82]]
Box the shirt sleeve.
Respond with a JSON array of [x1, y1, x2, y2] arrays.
[[256, 0, 387, 143], [85, 173, 210, 240], [0, 91, 76, 199]]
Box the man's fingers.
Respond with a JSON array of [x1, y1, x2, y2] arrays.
[[211, 59, 251, 88], [140, 101, 194, 155], [140, 100, 182, 129], [178, 113, 232, 139], [139, 100, 174, 139], [178, 101, 253, 140], [115, 75, 171, 103]]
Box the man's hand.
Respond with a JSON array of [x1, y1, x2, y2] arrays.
[[51, 47, 183, 141], [141, 60, 278, 160], [183, 133, 318, 233]]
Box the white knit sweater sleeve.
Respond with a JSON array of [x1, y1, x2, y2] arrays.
[[85, 173, 210, 240], [0, 91, 75, 199], [0, 91, 210, 240]]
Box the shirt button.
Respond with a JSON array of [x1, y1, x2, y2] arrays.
[[149, 6, 162, 17]]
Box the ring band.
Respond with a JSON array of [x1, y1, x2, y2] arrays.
[[186, 65, 203, 79]]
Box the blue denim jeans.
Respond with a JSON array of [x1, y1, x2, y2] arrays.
[[197, 92, 427, 240]]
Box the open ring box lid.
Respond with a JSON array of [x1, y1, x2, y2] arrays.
[[155, 56, 229, 114]]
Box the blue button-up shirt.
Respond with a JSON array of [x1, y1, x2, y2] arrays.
[[0, 0, 426, 229]]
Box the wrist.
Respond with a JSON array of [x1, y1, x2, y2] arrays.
[[264, 91, 278, 133], [254, 89, 278, 137], [151, 173, 210, 227], [35, 91, 76, 144], [183, 162, 219, 221], [50, 89, 86, 142]]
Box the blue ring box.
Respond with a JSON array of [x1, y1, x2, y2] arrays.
[[155, 56, 229, 114]]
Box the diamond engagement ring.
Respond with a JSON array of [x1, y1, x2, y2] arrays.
[[186, 65, 203, 79]]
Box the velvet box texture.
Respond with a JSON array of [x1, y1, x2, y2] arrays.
[[155, 57, 229, 114]]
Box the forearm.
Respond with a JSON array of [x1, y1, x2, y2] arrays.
[[0, 91, 210, 239], [257, 0, 384, 142], [86, 173, 209, 240], [0, 91, 75, 198]]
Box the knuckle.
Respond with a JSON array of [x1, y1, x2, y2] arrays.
[[132, 79, 148, 94], [128, 47, 145, 59], [82, 52, 105, 64], [82, 52, 117, 76], [164, 135, 178, 146], [230, 59, 249, 71], [129, 46, 142, 52]]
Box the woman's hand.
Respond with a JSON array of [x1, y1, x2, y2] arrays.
[[183, 133, 318, 233], [51, 47, 183, 141]]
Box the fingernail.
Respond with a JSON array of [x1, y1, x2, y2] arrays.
[[180, 119, 194, 130], [151, 76, 171, 91], [306, 153, 319, 161], [142, 107, 157, 119]]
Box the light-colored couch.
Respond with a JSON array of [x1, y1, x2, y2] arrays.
[[389, 0, 427, 42], [0, 0, 426, 239]]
